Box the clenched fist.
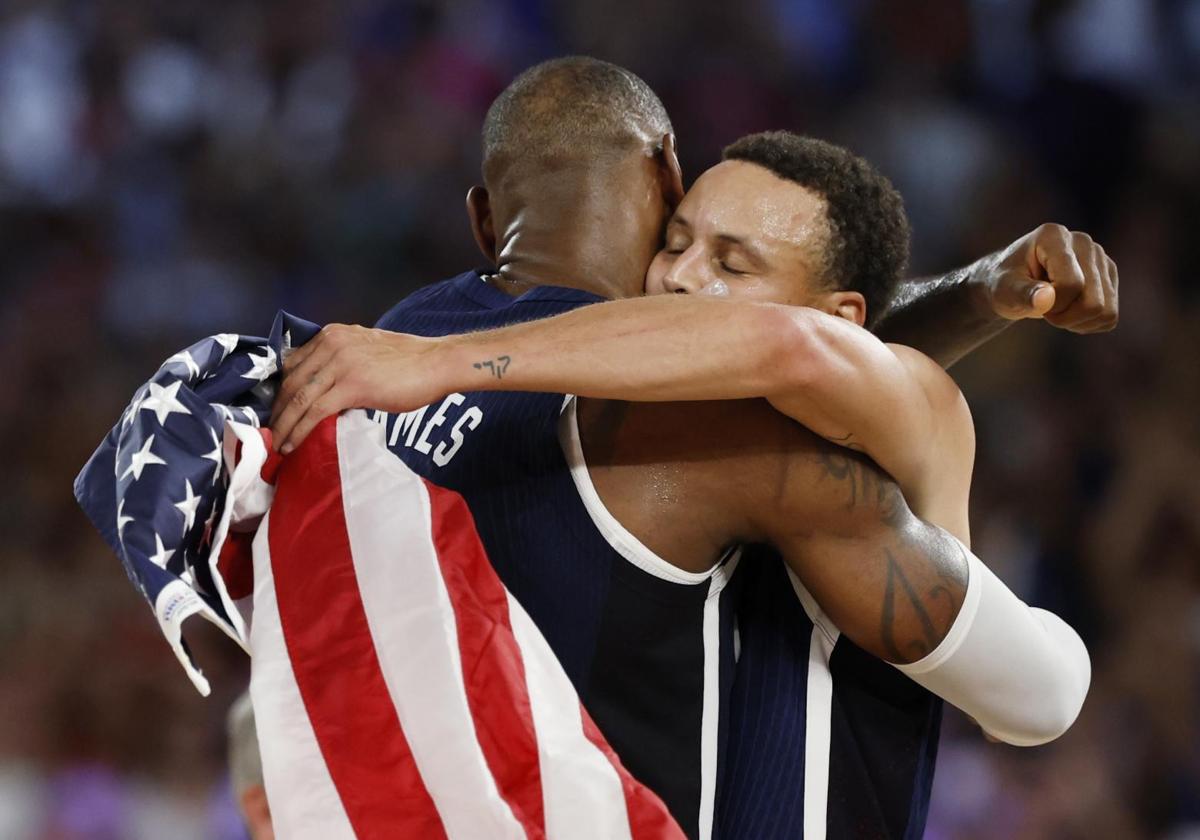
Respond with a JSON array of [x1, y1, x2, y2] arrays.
[[986, 223, 1118, 332]]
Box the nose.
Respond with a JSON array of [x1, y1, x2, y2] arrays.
[[663, 247, 706, 295]]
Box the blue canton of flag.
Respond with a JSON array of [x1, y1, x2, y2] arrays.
[[74, 312, 320, 694]]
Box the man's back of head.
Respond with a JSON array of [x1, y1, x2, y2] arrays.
[[469, 56, 683, 300], [482, 56, 672, 184]]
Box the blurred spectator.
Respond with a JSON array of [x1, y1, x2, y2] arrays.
[[228, 692, 272, 840]]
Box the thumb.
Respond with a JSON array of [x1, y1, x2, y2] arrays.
[[991, 274, 1056, 320]]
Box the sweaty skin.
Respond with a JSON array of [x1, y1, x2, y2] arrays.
[[266, 130, 1098, 747], [575, 396, 966, 665], [644, 160, 974, 542]]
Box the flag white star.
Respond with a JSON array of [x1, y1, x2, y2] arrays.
[[117, 499, 134, 538], [174, 479, 202, 533], [148, 533, 175, 569], [140, 380, 191, 426], [202, 427, 223, 480], [122, 386, 150, 429], [240, 347, 277, 382], [162, 349, 201, 381], [239, 406, 261, 427], [122, 435, 167, 482], [214, 333, 239, 361]]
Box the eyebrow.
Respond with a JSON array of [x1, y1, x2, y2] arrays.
[[669, 214, 768, 267]]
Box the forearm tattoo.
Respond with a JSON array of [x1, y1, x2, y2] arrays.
[[473, 355, 512, 380]]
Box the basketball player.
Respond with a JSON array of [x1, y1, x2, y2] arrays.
[[270, 59, 1108, 838]]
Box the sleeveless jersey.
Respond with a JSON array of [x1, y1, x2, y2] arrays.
[[374, 271, 741, 839], [716, 546, 943, 839]]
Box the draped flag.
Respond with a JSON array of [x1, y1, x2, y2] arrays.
[[74, 314, 684, 840]]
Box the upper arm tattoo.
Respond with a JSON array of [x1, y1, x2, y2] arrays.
[[808, 447, 966, 662]]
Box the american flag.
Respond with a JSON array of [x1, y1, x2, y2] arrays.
[[74, 313, 684, 839]]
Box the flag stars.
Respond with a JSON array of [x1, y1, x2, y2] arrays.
[[162, 349, 201, 381], [148, 533, 175, 569], [174, 479, 202, 533], [122, 386, 150, 429], [214, 333, 239, 361], [140, 380, 191, 426], [202, 427, 223, 480], [117, 499, 134, 539], [240, 348, 277, 382], [122, 435, 167, 482]]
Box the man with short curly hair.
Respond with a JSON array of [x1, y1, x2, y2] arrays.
[[718, 131, 911, 329]]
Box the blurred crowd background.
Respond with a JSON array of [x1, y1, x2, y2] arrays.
[[1, 0, 1197, 837]]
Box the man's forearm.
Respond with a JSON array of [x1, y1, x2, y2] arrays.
[[871, 258, 1009, 369], [437, 296, 808, 401], [873, 222, 1120, 367]]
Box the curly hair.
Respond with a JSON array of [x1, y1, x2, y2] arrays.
[[722, 131, 909, 327]]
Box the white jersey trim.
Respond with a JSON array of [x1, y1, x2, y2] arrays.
[[559, 396, 737, 591], [560, 395, 737, 839], [788, 567, 841, 840]]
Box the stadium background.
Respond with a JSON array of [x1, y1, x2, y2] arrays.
[[1, 0, 1197, 837]]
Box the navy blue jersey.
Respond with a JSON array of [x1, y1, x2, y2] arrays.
[[375, 271, 741, 839], [717, 546, 942, 839]]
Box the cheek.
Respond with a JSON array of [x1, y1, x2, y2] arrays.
[[645, 253, 670, 295], [718, 277, 797, 305]]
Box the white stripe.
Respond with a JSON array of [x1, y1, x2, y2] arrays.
[[696, 563, 732, 840], [507, 590, 634, 840], [558, 397, 715, 585], [335, 413, 527, 840], [787, 568, 840, 840], [802, 627, 835, 840], [249, 510, 355, 840], [204, 421, 277, 649]]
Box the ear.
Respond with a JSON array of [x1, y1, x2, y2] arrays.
[[825, 291, 867, 327], [466, 186, 496, 263], [657, 133, 685, 211]]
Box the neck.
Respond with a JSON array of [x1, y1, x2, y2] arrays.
[[486, 165, 660, 301]]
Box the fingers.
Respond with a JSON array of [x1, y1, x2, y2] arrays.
[[1034, 224, 1087, 317], [278, 382, 356, 455], [270, 324, 360, 451], [271, 362, 338, 453], [1042, 231, 1119, 333], [1065, 254, 1119, 333]]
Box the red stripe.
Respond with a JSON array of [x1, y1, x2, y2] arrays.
[[422, 479, 547, 839], [578, 707, 687, 840], [256, 428, 283, 485], [269, 416, 447, 839], [215, 530, 254, 601]]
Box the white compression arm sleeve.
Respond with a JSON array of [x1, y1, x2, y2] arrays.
[[894, 546, 1091, 746]]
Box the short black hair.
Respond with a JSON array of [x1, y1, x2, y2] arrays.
[[722, 131, 909, 326], [482, 56, 672, 182]]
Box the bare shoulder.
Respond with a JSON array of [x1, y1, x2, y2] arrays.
[[885, 343, 973, 438]]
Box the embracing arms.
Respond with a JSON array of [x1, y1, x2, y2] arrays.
[[270, 222, 1117, 469], [270, 289, 972, 538], [759, 445, 1090, 746]]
